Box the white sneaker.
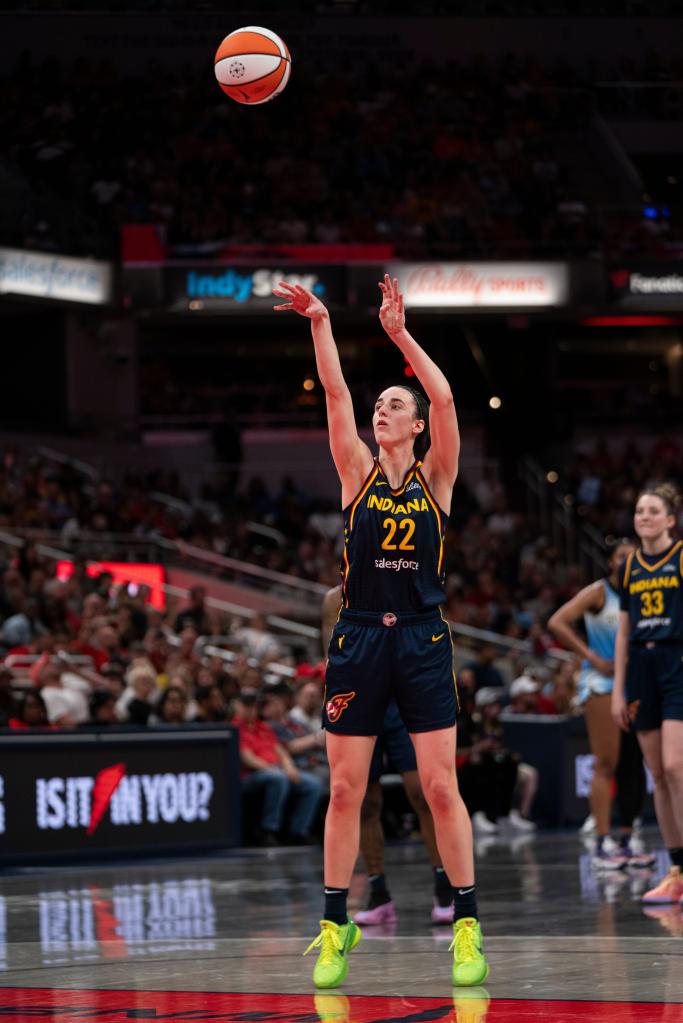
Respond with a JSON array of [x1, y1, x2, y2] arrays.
[[504, 809, 537, 832], [580, 814, 596, 836], [472, 811, 498, 834]]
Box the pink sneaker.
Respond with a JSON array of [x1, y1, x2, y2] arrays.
[[354, 900, 397, 925], [642, 866, 683, 904], [430, 900, 454, 924]]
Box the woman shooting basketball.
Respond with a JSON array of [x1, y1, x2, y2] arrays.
[[273, 275, 488, 989]]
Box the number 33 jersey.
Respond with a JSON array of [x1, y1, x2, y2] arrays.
[[340, 458, 447, 612], [619, 540, 683, 644]]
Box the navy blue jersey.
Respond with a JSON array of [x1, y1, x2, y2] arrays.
[[619, 540, 683, 645], [340, 458, 447, 613]]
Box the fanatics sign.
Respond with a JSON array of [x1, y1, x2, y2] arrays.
[[388, 262, 569, 309], [610, 265, 683, 308]]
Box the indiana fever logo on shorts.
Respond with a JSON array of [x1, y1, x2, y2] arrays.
[[628, 699, 641, 723], [326, 691, 356, 723]]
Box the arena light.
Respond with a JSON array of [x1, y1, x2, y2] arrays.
[[488, 396, 502, 409], [546, 471, 559, 484], [303, 377, 315, 391]]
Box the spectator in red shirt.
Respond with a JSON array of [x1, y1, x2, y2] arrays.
[[232, 688, 323, 846]]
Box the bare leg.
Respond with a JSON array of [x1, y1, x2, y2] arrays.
[[584, 694, 620, 836], [324, 734, 377, 887], [661, 720, 683, 841], [402, 769, 440, 867], [516, 762, 538, 819], [638, 728, 683, 848], [359, 781, 385, 876], [411, 726, 474, 887]]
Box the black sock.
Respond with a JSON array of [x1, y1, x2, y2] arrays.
[[433, 867, 452, 907], [453, 884, 478, 922], [324, 887, 349, 925], [669, 847, 683, 870], [618, 832, 631, 849], [367, 874, 391, 908]]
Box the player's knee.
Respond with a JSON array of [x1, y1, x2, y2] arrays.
[[662, 756, 683, 789], [329, 774, 363, 814], [593, 754, 616, 779], [648, 761, 667, 789], [422, 774, 456, 816]]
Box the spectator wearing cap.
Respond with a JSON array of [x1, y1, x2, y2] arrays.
[[508, 675, 558, 715], [260, 684, 329, 787], [232, 688, 323, 846], [456, 687, 536, 834], [290, 678, 325, 732]]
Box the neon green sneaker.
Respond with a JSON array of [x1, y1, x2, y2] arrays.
[[450, 917, 489, 987], [304, 919, 362, 988]]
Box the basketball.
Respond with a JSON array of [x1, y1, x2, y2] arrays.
[[214, 26, 291, 105]]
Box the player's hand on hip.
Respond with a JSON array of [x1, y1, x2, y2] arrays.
[[378, 274, 406, 338], [610, 693, 630, 732], [273, 282, 328, 320]]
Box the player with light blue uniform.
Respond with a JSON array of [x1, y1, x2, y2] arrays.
[[549, 540, 653, 870]]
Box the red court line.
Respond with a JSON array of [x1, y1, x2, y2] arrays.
[[0, 988, 681, 1022]]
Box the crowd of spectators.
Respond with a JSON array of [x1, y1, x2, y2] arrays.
[[1, 434, 680, 837], [2, 45, 680, 262]]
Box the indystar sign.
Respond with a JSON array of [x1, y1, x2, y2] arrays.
[[387, 262, 569, 309]]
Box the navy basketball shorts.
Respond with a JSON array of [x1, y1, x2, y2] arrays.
[[368, 699, 418, 783], [626, 642, 683, 731], [323, 608, 459, 736]]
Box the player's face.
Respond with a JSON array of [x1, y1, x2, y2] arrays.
[[609, 542, 635, 570], [633, 494, 675, 542], [373, 388, 423, 448]]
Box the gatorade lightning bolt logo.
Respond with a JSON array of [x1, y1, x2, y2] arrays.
[[87, 763, 126, 835], [326, 692, 356, 723]]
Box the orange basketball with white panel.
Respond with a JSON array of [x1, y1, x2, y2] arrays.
[[214, 26, 291, 105]]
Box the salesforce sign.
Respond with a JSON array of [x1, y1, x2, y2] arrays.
[[166, 265, 347, 310], [0, 247, 112, 305]]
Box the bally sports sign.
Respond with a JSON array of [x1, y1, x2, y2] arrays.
[[388, 262, 569, 308]]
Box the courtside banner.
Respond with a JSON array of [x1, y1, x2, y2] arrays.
[[609, 263, 683, 308], [387, 262, 569, 308], [0, 248, 112, 305], [164, 264, 348, 310], [0, 728, 240, 861]]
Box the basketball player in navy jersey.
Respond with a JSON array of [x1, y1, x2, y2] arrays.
[[549, 540, 655, 870], [612, 485, 683, 905], [274, 275, 488, 988]]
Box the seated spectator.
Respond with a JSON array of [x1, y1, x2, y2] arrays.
[[1, 597, 48, 648], [544, 659, 578, 714], [260, 683, 329, 786], [116, 661, 158, 725], [87, 690, 117, 726], [462, 644, 506, 691], [0, 667, 17, 725], [193, 684, 228, 723], [232, 688, 323, 846], [507, 674, 559, 715], [9, 690, 50, 729], [174, 586, 211, 635], [457, 687, 536, 833], [153, 685, 188, 725], [37, 657, 87, 726], [233, 614, 282, 663], [290, 677, 325, 731]]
